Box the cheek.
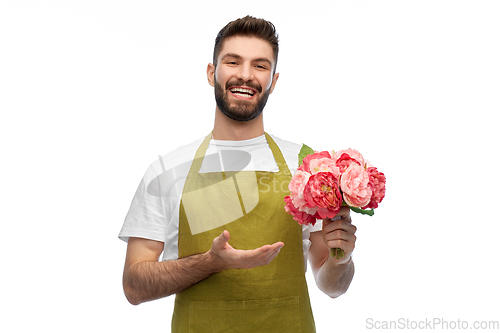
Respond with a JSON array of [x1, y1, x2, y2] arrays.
[[215, 67, 233, 83], [263, 77, 275, 91]]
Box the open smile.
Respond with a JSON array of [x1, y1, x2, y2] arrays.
[[229, 86, 257, 100]]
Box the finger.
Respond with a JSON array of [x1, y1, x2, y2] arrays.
[[266, 243, 284, 259], [337, 206, 352, 223], [247, 242, 283, 261], [326, 238, 355, 254], [323, 207, 352, 226], [255, 246, 281, 266], [323, 219, 357, 235], [265, 249, 281, 263], [212, 230, 230, 249], [271, 242, 285, 250], [257, 241, 284, 252], [325, 230, 356, 250], [254, 244, 278, 257], [326, 229, 357, 244]]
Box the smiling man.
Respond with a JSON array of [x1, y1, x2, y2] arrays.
[[211, 36, 277, 123], [120, 16, 356, 332]]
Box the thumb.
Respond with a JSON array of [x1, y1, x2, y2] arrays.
[[213, 230, 230, 248], [323, 215, 341, 226]]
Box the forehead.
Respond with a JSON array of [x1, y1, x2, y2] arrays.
[[218, 36, 275, 64]]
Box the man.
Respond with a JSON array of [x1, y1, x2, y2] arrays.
[[120, 16, 356, 332]]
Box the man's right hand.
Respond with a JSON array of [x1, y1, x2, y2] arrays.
[[208, 230, 284, 271]]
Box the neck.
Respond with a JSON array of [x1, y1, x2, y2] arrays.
[[212, 107, 264, 140]]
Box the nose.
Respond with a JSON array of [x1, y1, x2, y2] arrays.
[[236, 63, 254, 82]]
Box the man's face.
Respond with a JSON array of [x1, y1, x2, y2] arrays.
[[208, 36, 279, 122]]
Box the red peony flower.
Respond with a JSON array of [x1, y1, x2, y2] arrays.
[[362, 167, 386, 209], [335, 153, 361, 173], [332, 148, 365, 167], [284, 195, 317, 225], [303, 172, 342, 219]]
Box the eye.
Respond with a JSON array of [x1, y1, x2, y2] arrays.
[[254, 63, 270, 70]]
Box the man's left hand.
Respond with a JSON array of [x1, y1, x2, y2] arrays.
[[322, 206, 357, 265]]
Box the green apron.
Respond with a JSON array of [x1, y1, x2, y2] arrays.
[[172, 133, 316, 332]]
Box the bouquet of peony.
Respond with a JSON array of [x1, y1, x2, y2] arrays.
[[284, 145, 386, 259]]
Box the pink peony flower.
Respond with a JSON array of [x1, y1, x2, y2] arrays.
[[286, 145, 385, 225], [288, 169, 308, 196], [332, 149, 365, 171], [303, 172, 342, 219], [335, 153, 361, 173], [309, 158, 341, 177], [333, 148, 364, 164], [284, 195, 316, 225], [340, 164, 372, 208], [363, 167, 386, 209], [302, 151, 331, 173], [292, 193, 317, 216], [288, 170, 311, 212]]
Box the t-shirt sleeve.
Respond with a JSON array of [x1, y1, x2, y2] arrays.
[[308, 219, 323, 233], [118, 165, 168, 243]]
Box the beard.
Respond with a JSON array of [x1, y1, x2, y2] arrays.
[[214, 79, 271, 122]]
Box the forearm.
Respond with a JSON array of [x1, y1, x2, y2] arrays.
[[122, 230, 283, 305], [123, 251, 221, 305], [314, 256, 355, 298]]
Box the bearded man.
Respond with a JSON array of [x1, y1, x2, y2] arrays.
[[120, 15, 356, 333]]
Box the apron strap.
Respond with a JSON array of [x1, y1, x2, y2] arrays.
[[188, 132, 213, 175], [264, 132, 291, 176]]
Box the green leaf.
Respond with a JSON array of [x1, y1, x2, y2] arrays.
[[298, 144, 315, 166], [349, 206, 375, 216]]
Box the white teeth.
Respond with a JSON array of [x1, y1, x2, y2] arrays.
[[230, 87, 254, 96]]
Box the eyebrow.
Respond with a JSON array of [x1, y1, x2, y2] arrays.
[[221, 53, 273, 66]]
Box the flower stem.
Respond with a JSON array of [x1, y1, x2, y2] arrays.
[[330, 248, 345, 259]]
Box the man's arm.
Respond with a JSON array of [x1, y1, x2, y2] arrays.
[[308, 207, 356, 298], [123, 230, 284, 305]]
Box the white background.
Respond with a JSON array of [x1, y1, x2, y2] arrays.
[[1, 1, 499, 332]]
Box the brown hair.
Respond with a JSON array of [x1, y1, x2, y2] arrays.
[[213, 15, 279, 73]]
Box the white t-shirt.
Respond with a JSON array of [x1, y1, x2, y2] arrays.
[[119, 133, 322, 269]]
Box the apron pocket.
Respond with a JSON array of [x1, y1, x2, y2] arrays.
[[189, 296, 302, 333]]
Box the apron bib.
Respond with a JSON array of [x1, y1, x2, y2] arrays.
[[172, 133, 316, 333]]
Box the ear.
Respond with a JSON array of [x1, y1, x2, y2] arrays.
[[269, 72, 279, 94], [207, 63, 216, 87]]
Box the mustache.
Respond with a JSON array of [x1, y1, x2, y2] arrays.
[[225, 79, 262, 93]]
